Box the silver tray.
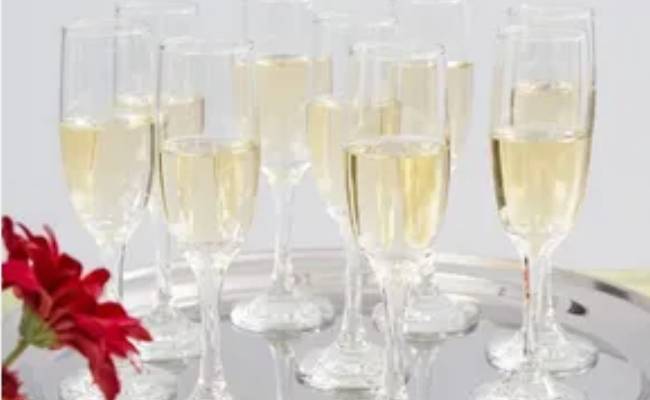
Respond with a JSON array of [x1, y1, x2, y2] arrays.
[[11, 249, 650, 399]]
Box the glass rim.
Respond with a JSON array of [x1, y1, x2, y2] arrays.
[[351, 41, 446, 62], [63, 17, 150, 38], [115, 0, 198, 16], [160, 36, 254, 56], [498, 25, 588, 43], [508, 4, 595, 21]]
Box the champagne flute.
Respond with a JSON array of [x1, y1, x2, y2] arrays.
[[58, 18, 175, 400], [472, 26, 591, 400], [159, 37, 259, 400], [116, 0, 202, 363], [231, 0, 335, 335], [486, 4, 598, 376], [346, 41, 450, 400], [297, 13, 396, 392], [372, 0, 480, 341]]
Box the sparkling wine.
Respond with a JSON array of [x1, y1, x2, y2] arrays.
[[492, 129, 591, 242], [60, 109, 154, 242], [396, 60, 473, 166], [308, 95, 403, 219], [160, 136, 259, 252], [345, 136, 450, 276], [254, 54, 312, 181], [307, 96, 353, 219]]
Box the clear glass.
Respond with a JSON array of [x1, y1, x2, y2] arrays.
[[57, 17, 175, 400], [486, 4, 598, 376], [371, 0, 480, 344], [472, 26, 591, 400], [297, 13, 396, 392], [346, 42, 450, 400], [115, 0, 202, 363], [231, 0, 335, 335], [158, 38, 259, 400]]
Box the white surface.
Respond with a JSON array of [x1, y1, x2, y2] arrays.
[[2, 0, 649, 270]]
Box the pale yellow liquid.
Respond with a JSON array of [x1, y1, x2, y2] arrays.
[[160, 137, 259, 252], [393, 61, 473, 167], [345, 136, 450, 275], [60, 110, 154, 243], [492, 130, 591, 242], [254, 55, 311, 181], [308, 96, 402, 219], [307, 96, 353, 218]]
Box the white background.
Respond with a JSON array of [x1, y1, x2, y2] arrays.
[[2, 0, 649, 271]]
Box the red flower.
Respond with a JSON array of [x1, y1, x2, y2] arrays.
[[2, 368, 25, 400], [1, 217, 152, 400]]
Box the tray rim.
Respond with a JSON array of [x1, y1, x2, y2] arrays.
[[124, 247, 650, 312]]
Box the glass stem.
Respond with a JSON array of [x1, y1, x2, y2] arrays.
[[337, 224, 366, 348], [413, 345, 440, 400], [417, 258, 440, 298], [153, 217, 174, 310], [99, 242, 126, 302], [381, 275, 409, 400], [269, 340, 295, 400], [270, 181, 296, 295], [191, 252, 229, 392], [520, 244, 547, 367], [540, 253, 555, 325]]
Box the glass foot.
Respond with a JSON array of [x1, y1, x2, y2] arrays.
[[186, 382, 233, 400], [59, 363, 177, 400], [297, 339, 383, 391], [486, 323, 598, 376], [137, 304, 201, 362], [372, 294, 480, 341], [231, 290, 335, 335], [472, 367, 586, 400]]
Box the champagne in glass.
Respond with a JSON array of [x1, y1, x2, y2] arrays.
[[472, 26, 591, 400], [159, 38, 259, 400], [345, 42, 450, 400], [298, 13, 396, 392], [346, 137, 450, 273], [58, 18, 176, 400], [231, 0, 335, 335], [492, 129, 591, 241], [487, 4, 599, 375], [255, 53, 312, 179], [115, 0, 202, 363], [60, 111, 154, 243], [372, 0, 479, 345]]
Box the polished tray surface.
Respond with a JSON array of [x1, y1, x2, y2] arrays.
[[9, 249, 650, 400]]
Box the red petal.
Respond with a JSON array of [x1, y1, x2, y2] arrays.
[[2, 367, 23, 399], [2, 216, 28, 261], [43, 225, 59, 255], [81, 268, 110, 299], [69, 335, 120, 400], [2, 260, 40, 293], [89, 356, 120, 400], [96, 303, 152, 341]]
